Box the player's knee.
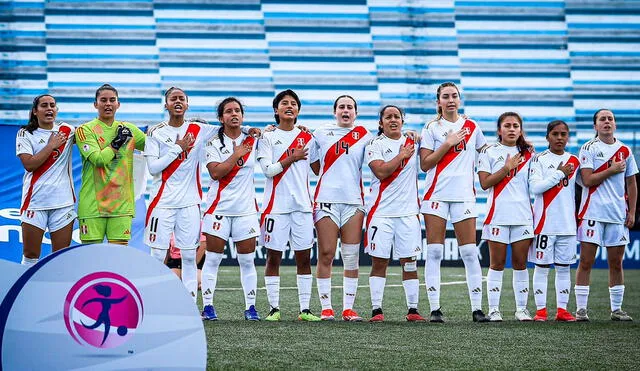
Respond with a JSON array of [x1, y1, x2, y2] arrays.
[[150, 247, 166, 262], [341, 243, 360, 270], [402, 260, 417, 272], [237, 252, 255, 269], [181, 248, 197, 265], [458, 243, 478, 262], [318, 248, 335, 265], [426, 244, 444, 261]]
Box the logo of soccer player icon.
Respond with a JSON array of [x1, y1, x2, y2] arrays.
[[80, 284, 128, 346]]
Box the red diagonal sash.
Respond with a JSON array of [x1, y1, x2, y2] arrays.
[[577, 146, 630, 222], [484, 149, 533, 225], [313, 126, 369, 202], [21, 125, 73, 213], [423, 120, 476, 200], [365, 137, 414, 247], [534, 155, 579, 234], [146, 123, 201, 225], [205, 135, 256, 215], [260, 131, 313, 226]]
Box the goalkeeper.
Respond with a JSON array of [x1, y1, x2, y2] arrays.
[[75, 84, 146, 244]]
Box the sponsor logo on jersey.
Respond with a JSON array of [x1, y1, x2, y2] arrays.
[[297, 138, 306, 146], [98, 137, 105, 145], [327, 131, 334, 136], [596, 151, 604, 158], [548, 164, 555, 168], [497, 156, 504, 161], [274, 140, 282, 145], [523, 229, 530, 235], [124, 229, 130, 235], [385, 149, 393, 154], [464, 209, 471, 215], [165, 138, 173, 143], [39, 139, 46, 144], [222, 149, 230, 154]]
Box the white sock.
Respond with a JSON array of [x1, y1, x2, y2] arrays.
[[486, 268, 503, 311], [201, 251, 223, 307], [150, 248, 166, 262], [459, 244, 483, 311], [369, 276, 386, 310], [555, 266, 571, 310], [317, 277, 332, 310], [609, 285, 625, 312], [180, 248, 198, 302], [403, 279, 419, 309], [21, 255, 38, 267], [237, 252, 257, 310], [343, 276, 358, 311], [265, 276, 280, 309], [513, 269, 529, 310], [297, 274, 313, 312], [574, 285, 589, 310], [425, 243, 443, 311], [533, 266, 549, 310]]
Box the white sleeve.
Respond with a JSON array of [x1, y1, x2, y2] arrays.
[[476, 150, 492, 173], [16, 131, 33, 156], [529, 157, 565, 195], [145, 135, 183, 175], [475, 128, 487, 150], [257, 134, 284, 178], [309, 137, 320, 163], [419, 125, 434, 151], [579, 145, 594, 170], [205, 140, 222, 165], [201, 124, 221, 140], [625, 149, 639, 177], [365, 140, 384, 165]]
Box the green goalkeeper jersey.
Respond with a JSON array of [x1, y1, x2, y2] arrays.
[[75, 118, 146, 218]]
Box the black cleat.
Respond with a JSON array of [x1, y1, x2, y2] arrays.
[[472, 309, 489, 322], [429, 308, 445, 323]]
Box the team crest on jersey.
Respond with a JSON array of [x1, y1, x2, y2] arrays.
[[586, 229, 594, 238], [25, 210, 35, 218], [81, 224, 88, 235], [297, 138, 306, 146], [536, 251, 544, 260], [491, 227, 500, 236], [431, 202, 439, 210], [264, 235, 271, 243], [352, 132, 360, 140], [149, 233, 156, 242], [212, 222, 221, 231]]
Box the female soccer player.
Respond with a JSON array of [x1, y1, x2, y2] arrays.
[[365, 105, 425, 322], [575, 109, 638, 321], [258, 89, 319, 321], [201, 97, 261, 321], [75, 84, 146, 245], [419, 82, 488, 322], [478, 112, 534, 322], [311, 95, 371, 322], [528, 120, 578, 322], [17, 94, 75, 266]]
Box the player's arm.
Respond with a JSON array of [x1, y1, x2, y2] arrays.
[[478, 152, 522, 190], [369, 143, 414, 180], [75, 125, 117, 168], [529, 158, 568, 195], [579, 158, 625, 188], [18, 131, 68, 172], [207, 140, 250, 180], [311, 161, 320, 176], [145, 134, 189, 176], [625, 175, 637, 228], [309, 139, 320, 176], [257, 136, 283, 178]]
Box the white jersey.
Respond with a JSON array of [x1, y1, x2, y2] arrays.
[[578, 138, 639, 224], [312, 124, 372, 205], [529, 150, 580, 235], [145, 120, 220, 210], [16, 123, 76, 212], [420, 117, 486, 202], [203, 132, 258, 216], [257, 127, 316, 217], [365, 135, 419, 218], [477, 143, 533, 226]]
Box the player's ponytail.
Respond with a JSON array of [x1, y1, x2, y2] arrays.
[[217, 97, 245, 150], [497, 112, 532, 156], [23, 94, 55, 134]]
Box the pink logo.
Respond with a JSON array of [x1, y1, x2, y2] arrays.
[[63, 272, 143, 349]]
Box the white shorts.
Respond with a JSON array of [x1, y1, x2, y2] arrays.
[[365, 215, 422, 259], [421, 200, 476, 223], [20, 206, 76, 233], [145, 205, 201, 250], [482, 224, 534, 245], [577, 219, 629, 247], [260, 212, 314, 252], [202, 213, 259, 242], [528, 234, 577, 265], [313, 202, 364, 227]]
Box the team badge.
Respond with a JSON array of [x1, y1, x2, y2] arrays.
[[81, 224, 88, 235], [149, 233, 156, 242], [213, 222, 221, 231], [492, 227, 500, 236], [297, 138, 306, 146], [352, 132, 360, 140], [586, 229, 594, 238]]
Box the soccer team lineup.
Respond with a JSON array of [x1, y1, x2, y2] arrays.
[[17, 81, 638, 324]]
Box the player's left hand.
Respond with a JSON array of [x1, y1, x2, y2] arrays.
[[296, 125, 310, 133], [264, 124, 275, 132], [625, 210, 636, 229], [404, 130, 420, 142], [248, 127, 261, 137]]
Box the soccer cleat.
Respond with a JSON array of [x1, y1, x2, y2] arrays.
[[265, 308, 281, 322], [298, 309, 321, 322], [201, 305, 218, 321], [611, 309, 633, 321], [244, 305, 260, 321], [405, 308, 427, 322], [472, 309, 489, 322], [488, 309, 503, 322], [429, 308, 444, 323], [515, 308, 533, 322], [342, 309, 363, 322], [320, 308, 335, 321], [555, 308, 576, 322], [534, 308, 548, 322], [575, 308, 589, 322], [370, 308, 384, 322]]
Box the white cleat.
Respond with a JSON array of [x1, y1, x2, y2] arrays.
[[488, 309, 503, 322], [515, 308, 533, 322]]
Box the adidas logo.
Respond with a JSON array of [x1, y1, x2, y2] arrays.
[[327, 131, 334, 136], [596, 151, 604, 158], [39, 139, 46, 144], [497, 156, 504, 161], [534, 289, 543, 295], [620, 236, 627, 242], [249, 228, 256, 233], [385, 149, 393, 154], [520, 289, 528, 294], [320, 294, 329, 299], [472, 287, 482, 293], [165, 137, 173, 143], [490, 287, 500, 292], [222, 149, 230, 154], [427, 286, 437, 292], [274, 140, 282, 145], [548, 164, 555, 169], [203, 288, 212, 295], [523, 230, 530, 235], [560, 289, 570, 294], [247, 289, 256, 297], [464, 209, 471, 215], [124, 229, 130, 235]]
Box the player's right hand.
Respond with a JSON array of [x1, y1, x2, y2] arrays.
[[445, 129, 466, 147], [609, 156, 626, 174], [400, 143, 415, 159], [504, 153, 522, 171], [47, 131, 68, 149], [232, 140, 252, 158], [557, 161, 574, 177], [289, 146, 308, 162], [175, 132, 195, 151]]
